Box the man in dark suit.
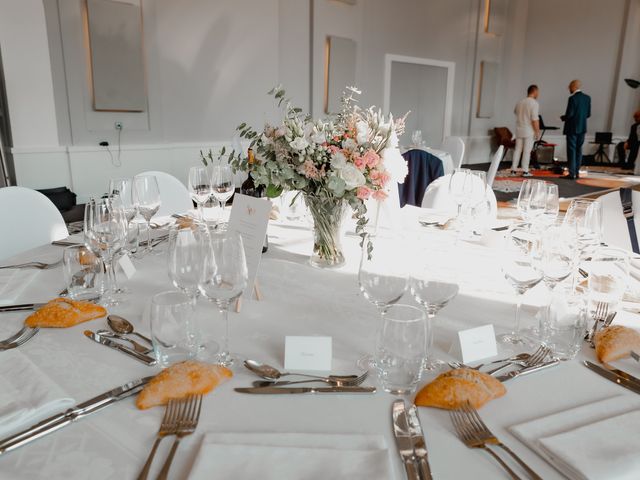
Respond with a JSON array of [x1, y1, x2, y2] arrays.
[[561, 79, 591, 179], [615, 110, 640, 171]]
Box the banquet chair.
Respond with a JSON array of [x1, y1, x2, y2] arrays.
[[0, 186, 69, 261], [486, 146, 505, 188], [440, 136, 466, 170], [494, 127, 516, 162], [599, 188, 640, 252], [420, 173, 498, 219], [398, 149, 444, 207], [135, 170, 193, 217]]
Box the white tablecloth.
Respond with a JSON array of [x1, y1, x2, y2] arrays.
[[0, 207, 638, 479]]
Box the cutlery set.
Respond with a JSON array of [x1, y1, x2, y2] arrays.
[[393, 400, 432, 480]]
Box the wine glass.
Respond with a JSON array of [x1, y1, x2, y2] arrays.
[[357, 233, 408, 370], [188, 166, 213, 221], [588, 248, 629, 322], [527, 180, 547, 222], [168, 223, 207, 301], [541, 183, 560, 225], [410, 255, 459, 371], [449, 168, 471, 218], [84, 196, 127, 306], [499, 223, 543, 345], [212, 165, 235, 223], [108, 178, 137, 224], [198, 229, 248, 366], [133, 175, 161, 254], [563, 198, 602, 259], [411, 130, 423, 147]]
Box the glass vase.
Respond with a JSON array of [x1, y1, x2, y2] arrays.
[[304, 194, 347, 269]]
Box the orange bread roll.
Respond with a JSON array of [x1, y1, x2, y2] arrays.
[[595, 325, 640, 363], [136, 361, 232, 409], [415, 368, 506, 410], [25, 298, 106, 328]]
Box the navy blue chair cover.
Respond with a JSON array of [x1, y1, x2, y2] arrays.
[[397, 149, 444, 207]]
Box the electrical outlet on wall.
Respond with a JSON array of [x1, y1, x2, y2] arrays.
[[114, 121, 123, 130]]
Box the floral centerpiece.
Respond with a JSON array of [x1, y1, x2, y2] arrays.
[[228, 86, 407, 268]]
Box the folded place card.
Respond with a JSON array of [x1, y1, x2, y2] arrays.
[[456, 324, 498, 364], [117, 254, 136, 280], [284, 336, 332, 372]]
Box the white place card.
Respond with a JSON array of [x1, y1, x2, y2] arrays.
[[117, 254, 136, 280], [456, 324, 498, 364], [284, 336, 332, 372], [228, 194, 272, 298]]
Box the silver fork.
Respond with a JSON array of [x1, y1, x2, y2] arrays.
[[0, 327, 40, 350], [485, 345, 550, 376], [0, 259, 62, 270], [585, 301, 608, 344], [450, 408, 522, 479], [459, 402, 542, 479], [252, 370, 369, 388], [589, 311, 617, 348], [137, 399, 181, 480], [156, 395, 202, 480]]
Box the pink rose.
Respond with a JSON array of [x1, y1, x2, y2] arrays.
[[354, 154, 366, 171], [363, 149, 380, 168], [372, 189, 388, 200], [357, 186, 371, 200]]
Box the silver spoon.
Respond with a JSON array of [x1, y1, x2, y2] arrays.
[[244, 359, 359, 382], [107, 315, 153, 346], [96, 329, 152, 354]]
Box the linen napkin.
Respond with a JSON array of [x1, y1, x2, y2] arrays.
[[187, 433, 393, 480], [0, 351, 74, 438], [510, 396, 640, 480], [0, 269, 38, 305]]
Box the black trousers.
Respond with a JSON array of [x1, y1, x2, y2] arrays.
[[617, 141, 637, 169], [566, 133, 585, 177]]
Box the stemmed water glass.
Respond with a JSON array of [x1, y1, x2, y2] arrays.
[[108, 178, 137, 224], [517, 179, 543, 221], [563, 198, 602, 259], [542, 184, 560, 225], [357, 233, 408, 370], [188, 166, 213, 221], [499, 223, 543, 345], [527, 180, 547, 222], [587, 248, 629, 322], [133, 175, 161, 254], [449, 168, 472, 220], [212, 165, 235, 223], [168, 223, 207, 301], [198, 229, 248, 366], [410, 255, 460, 371], [84, 196, 127, 306]]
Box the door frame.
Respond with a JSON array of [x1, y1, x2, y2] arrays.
[[383, 54, 455, 142]]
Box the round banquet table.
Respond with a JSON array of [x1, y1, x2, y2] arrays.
[[0, 205, 637, 480]]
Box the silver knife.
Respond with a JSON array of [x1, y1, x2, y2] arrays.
[[0, 295, 100, 313], [584, 361, 640, 394], [495, 359, 560, 382], [392, 400, 420, 480], [406, 404, 433, 480], [602, 362, 640, 386], [234, 386, 376, 394], [0, 376, 153, 455], [84, 330, 157, 366]]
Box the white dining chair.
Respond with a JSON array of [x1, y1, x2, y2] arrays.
[[135, 170, 193, 217], [0, 186, 69, 261], [421, 173, 498, 219], [486, 146, 505, 188], [440, 136, 466, 170], [599, 189, 640, 252]]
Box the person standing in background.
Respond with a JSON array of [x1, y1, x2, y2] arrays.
[[615, 110, 640, 171], [561, 79, 591, 180], [511, 85, 540, 177]]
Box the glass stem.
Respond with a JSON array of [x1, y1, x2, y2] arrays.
[[104, 257, 116, 294], [146, 220, 152, 253], [514, 291, 523, 339], [457, 203, 462, 217], [220, 306, 229, 358], [426, 310, 437, 361], [111, 256, 120, 292], [198, 203, 204, 221]]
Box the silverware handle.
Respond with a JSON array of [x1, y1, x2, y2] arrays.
[[402, 458, 420, 480], [486, 362, 513, 376], [0, 304, 39, 312], [0, 416, 73, 455], [482, 445, 523, 480], [497, 443, 542, 480], [137, 437, 163, 480], [156, 437, 181, 480], [132, 331, 153, 346], [113, 343, 157, 365], [417, 457, 433, 480]]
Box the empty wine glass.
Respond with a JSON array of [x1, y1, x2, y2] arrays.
[[410, 255, 459, 371], [212, 165, 235, 223], [133, 175, 161, 254], [168, 223, 207, 301], [357, 233, 408, 370], [527, 180, 547, 221], [499, 223, 543, 345], [516, 179, 543, 221], [542, 183, 560, 225], [588, 248, 629, 320], [108, 178, 137, 224], [563, 198, 602, 259], [449, 168, 472, 220], [188, 166, 213, 221], [84, 196, 127, 306], [411, 130, 423, 147], [198, 229, 248, 366]]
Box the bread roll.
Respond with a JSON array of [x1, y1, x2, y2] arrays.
[[25, 298, 106, 328], [136, 361, 232, 409], [595, 325, 640, 363], [415, 368, 506, 410]]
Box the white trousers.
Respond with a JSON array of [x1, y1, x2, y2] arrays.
[[512, 136, 534, 172]]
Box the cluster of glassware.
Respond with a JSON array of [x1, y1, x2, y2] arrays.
[[448, 168, 492, 238], [188, 165, 235, 222]]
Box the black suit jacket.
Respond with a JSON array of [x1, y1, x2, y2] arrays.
[[629, 122, 639, 160], [562, 91, 591, 135]]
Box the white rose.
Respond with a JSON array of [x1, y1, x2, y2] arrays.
[[356, 120, 369, 144], [303, 122, 315, 140], [338, 163, 366, 189], [381, 146, 408, 184], [342, 138, 357, 151], [331, 151, 348, 169], [290, 136, 309, 151], [311, 130, 326, 145]]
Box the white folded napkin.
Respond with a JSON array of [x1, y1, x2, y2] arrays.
[[187, 433, 393, 480], [511, 396, 640, 480], [0, 351, 75, 438], [0, 269, 39, 305]]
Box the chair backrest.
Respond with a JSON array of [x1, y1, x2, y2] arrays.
[[494, 127, 513, 146], [135, 171, 192, 217], [599, 189, 640, 251], [440, 136, 466, 170], [0, 186, 69, 261], [420, 174, 498, 218], [487, 146, 505, 188]]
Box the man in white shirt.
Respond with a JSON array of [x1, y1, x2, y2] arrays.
[[511, 85, 540, 177]]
